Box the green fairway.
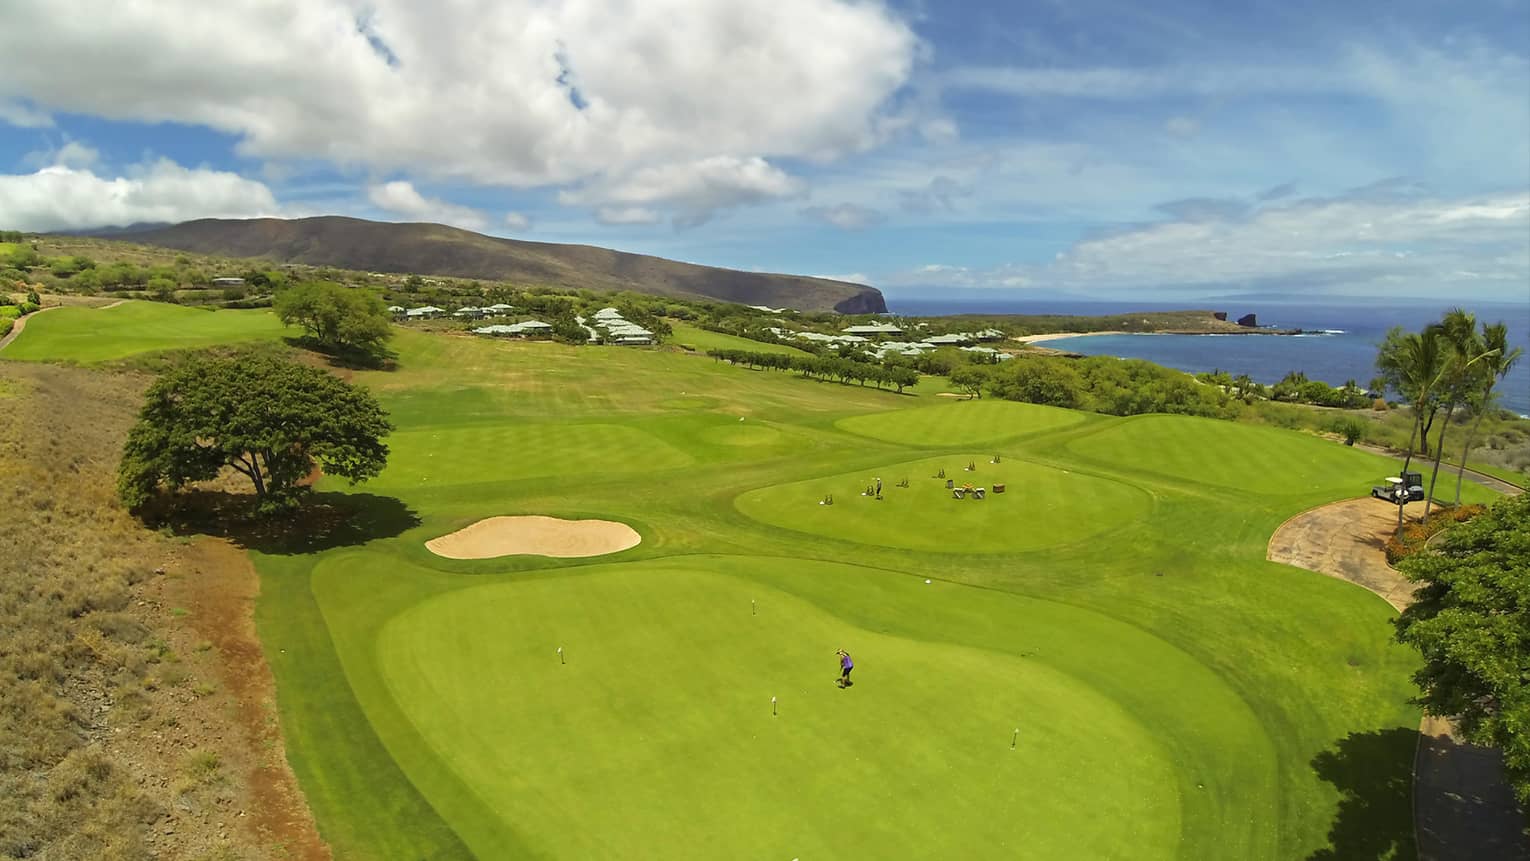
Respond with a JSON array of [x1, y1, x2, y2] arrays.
[[44, 306, 1474, 858], [669, 321, 810, 356], [1, 301, 285, 362], [837, 399, 1087, 446], [736, 454, 1153, 552], [365, 422, 696, 490]]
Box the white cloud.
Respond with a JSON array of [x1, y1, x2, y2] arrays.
[[0, 160, 280, 232], [23, 139, 100, 169], [502, 212, 531, 230], [813, 272, 872, 285], [564, 156, 806, 227], [801, 202, 886, 230], [0, 0, 918, 223], [0, 100, 53, 128], [594, 206, 661, 226], [1163, 116, 1199, 138], [882, 188, 1530, 298], [366, 180, 488, 231]]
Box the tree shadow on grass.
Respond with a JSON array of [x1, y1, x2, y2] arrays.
[[282, 335, 398, 372], [147, 489, 420, 555], [1307, 727, 1418, 860]]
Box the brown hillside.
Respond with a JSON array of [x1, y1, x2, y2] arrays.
[[112, 217, 886, 314]]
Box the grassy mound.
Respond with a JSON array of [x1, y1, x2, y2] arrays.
[[2, 301, 285, 362], [735, 454, 1152, 553], [836, 400, 1086, 447]]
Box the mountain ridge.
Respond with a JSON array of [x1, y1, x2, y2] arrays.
[[91, 216, 886, 314]]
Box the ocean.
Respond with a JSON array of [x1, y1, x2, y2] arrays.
[[888, 299, 1530, 416]]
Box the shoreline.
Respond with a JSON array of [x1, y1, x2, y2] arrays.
[[1012, 327, 1302, 345]]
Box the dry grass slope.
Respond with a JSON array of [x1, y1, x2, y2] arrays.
[[0, 362, 326, 861]]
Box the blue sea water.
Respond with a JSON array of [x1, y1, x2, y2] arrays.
[[890, 299, 1530, 416]]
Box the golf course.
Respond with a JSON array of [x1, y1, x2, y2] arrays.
[[9, 301, 1505, 859]]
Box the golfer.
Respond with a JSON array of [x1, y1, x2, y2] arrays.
[[836, 649, 854, 687]]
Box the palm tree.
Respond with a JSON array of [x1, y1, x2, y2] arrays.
[[1453, 321, 1523, 504], [1422, 309, 1484, 520], [1376, 324, 1447, 527]]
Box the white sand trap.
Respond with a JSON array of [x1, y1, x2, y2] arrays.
[[426, 515, 640, 559]]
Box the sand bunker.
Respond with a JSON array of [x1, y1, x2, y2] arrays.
[[426, 515, 640, 559]]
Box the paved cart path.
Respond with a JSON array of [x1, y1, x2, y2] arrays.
[[1269, 498, 1529, 861]]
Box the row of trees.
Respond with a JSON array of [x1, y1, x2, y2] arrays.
[[1376, 310, 1523, 522], [973, 355, 1231, 417], [706, 349, 921, 392]]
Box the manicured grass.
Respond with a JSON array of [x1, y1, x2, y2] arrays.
[[363, 423, 696, 491], [736, 453, 1152, 553], [836, 399, 1087, 446], [370, 561, 1181, 858], [1068, 415, 1407, 494], [1, 301, 286, 362], [51, 309, 1494, 858], [668, 321, 810, 356]]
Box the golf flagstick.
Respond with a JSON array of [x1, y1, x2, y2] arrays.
[[1012, 728, 1019, 749]]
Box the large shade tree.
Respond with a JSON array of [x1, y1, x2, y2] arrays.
[[1395, 493, 1530, 807], [118, 354, 392, 513], [273, 280, 393, 358]]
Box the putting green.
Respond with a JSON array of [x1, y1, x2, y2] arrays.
[[735, 454, 1153, 553], [374, 564, 1181, 859], [1, 301, 285, 362], [836, 399, 1086, 447], [1066, 415, 1398, 493]]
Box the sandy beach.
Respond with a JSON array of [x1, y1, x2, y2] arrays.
[[1010, 330, 1126, 344]]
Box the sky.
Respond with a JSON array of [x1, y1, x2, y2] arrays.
[[0, 0, 1527, 303]]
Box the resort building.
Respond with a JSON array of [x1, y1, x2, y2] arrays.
[[473, 320, 553, 338], [842, 322, 905, 337]]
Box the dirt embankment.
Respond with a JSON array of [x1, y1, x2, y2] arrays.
[[0, 361, 328, 860]]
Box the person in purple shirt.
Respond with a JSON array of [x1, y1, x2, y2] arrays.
[[836, 649, 854, 687]]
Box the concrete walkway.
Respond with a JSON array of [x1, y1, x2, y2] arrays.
[[1269, 498, 1529, 860]]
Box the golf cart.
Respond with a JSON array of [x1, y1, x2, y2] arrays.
[[1371, 472, 1424, 504]]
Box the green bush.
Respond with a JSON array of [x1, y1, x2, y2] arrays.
[[1331, 417, 1367, 445], [0, 318, 11, 339]]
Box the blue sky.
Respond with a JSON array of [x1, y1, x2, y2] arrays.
[[1, 0, 1526, 302]]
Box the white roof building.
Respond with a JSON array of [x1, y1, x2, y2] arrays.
[[406, 306, 446, 318], [474, 320, 553, 336], [961, 346, 1014, 360], [921, 333, 972, 346], [842, 323, 904, 336]]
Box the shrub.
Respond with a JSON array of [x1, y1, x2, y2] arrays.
[[1331, 417, 1367, 445], [1384, 503, 1485, 564]]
